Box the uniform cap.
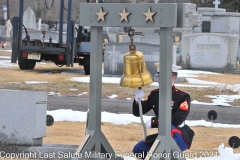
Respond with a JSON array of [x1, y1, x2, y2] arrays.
[[172, 65, 181, 73], [154, 63, 181, 73]]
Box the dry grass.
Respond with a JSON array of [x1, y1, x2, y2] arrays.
[[1, 50, 240, 159], [42, 122, 240, 158], [0, 50, 240, 104], [1, 57, 239, 105]]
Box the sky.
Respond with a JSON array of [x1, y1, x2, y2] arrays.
[[1, 55, 240, 159]]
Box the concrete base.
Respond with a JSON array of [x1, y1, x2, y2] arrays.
[[0, 143, 79, 160], [0, 89, 47, 146]]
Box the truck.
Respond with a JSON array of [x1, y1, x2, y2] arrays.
[[11, 0, 109, 75]]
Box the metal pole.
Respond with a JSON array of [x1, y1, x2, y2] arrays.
[[148, 27, 185, 160], [11, 17, 19, 63], [66, 0, 73, 66], [18, 0, 24, 52], [88, 26, 103, 132], [7, 0, 10, 20], [59, 0, 64, 46], [158, 27, 173, 159]]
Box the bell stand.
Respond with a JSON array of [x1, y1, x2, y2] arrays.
[[74, 3, 187, 160]]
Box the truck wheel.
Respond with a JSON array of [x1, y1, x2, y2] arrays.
[[83, 56, 90, 75], [18, 57, 36, 70]]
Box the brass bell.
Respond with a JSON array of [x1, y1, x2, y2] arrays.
[[120, 28, 153, 88]]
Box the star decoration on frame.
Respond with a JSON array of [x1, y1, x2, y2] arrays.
[[118, 8, 131, 22], [96, 7, 108, 22], [143, 7, 156, 22]]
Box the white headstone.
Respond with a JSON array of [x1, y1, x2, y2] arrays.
[[181, 33, 238, 70], [23, 7, 37, 29], [38, 18, 42, 30], [5, 19, 12, 37], [213, 0, 220, 9]]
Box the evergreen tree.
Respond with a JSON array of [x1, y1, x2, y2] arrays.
[[220, 0, 240, 12], [33, 1, 43, 20]]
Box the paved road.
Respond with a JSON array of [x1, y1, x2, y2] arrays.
[[47, 96, 240, 125]]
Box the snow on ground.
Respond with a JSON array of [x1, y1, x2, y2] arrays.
[[0, 60, 18, 67], [25, 81, 52, 84], [47, 109, 240, 160], [1, 54, 240, 159]]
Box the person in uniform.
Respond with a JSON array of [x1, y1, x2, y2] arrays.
[[132, 64, 194, 159]]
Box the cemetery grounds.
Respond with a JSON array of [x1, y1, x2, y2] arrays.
[[0, 49, 240, 159]]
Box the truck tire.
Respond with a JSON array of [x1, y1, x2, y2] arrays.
[[83, 56, 90, 75], [18, 57, 36, 70]]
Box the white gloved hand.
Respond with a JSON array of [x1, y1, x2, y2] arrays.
[[145, 119, 152, 129], [135, 89, 144, 101]]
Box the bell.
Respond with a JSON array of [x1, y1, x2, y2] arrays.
[[120, 41, 153, 88]]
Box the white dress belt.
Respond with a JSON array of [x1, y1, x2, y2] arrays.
[[178, 121, 185, 128]]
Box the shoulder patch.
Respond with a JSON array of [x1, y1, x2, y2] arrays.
[[179, 100, 189, 111]]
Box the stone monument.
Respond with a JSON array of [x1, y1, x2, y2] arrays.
[[0, 90, 47, 146], [104, 42, 160, 76], [181, 3, 202, 35], [181, 33, 239, 71], [194, 3, 240, 34], [213, 0, 220, 9], [5, 19, 12, 37], [23, 7, 37, 29]]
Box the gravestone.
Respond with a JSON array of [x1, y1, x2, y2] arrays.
[[122, 35, 141, 42], [41, 24, 49, 31], [143, 33, 159, 37], [5, 20, 12, 37], [213, 0, 220, 9], [181, 33, 239, 71], [22, 30, 66, 43], [104, 42, 160, 76], [181, 3, 202, 35], [0, 26, 6, 36], [140, 36, 160, 44], [37, 18, 41, 30], [57, 23, 68, 32], [0, 89, 47, 146], [195, 8, 240, 34], [108, 27, 118, 33], [23, 7, 37, 29], [107, 27, 125, 42]]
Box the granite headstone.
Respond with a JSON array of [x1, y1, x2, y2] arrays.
[[0, 25, 6, 36], [23, 7, 37, 29], [0, 89, 47, 146], [104, 42, 160, 76], [181, 33, 239, 71]]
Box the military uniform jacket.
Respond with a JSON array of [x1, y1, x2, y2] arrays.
[[132, 85, 194, 148]]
